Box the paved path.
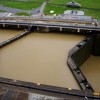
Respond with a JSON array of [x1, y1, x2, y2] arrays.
[[0, 0, 48, 16], [0, 0, 50, 15], [36, 1, 48, 16], [0, 5, 40, 14]]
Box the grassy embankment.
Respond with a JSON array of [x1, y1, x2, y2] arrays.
[[0, 1, 41, 16], [0, 0, 100, 19], [0, 1, 40, 10], [0, 10, 5, 12], [45, 0, 100, 19]]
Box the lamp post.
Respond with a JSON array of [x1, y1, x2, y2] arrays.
[[29, 8, 34, 26], [28, 9, 33, 30]]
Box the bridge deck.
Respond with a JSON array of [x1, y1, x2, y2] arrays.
[[0, 16, 99, 32]]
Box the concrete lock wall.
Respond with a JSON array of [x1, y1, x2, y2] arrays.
[[67, 36, 94, 90], [93, 34, 100, 56], [72, 36, 94, 67], [68, 35, 100, 91]]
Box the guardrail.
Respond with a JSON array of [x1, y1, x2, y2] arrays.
[[0, 21, 100, 32]]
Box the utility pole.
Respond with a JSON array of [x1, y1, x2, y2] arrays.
[[28, 9, 32, 31]]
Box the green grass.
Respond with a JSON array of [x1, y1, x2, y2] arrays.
[[28, 0, 45, 2], [49, 0, 100, 9], [45, 0, 100, 19], [0, 0, 100, 19], [85, 10, 100, 20], [45, 5, 66, 15], [15, 12, 32, 16], [44, 5, 100, 19], [0, 1, 41, 10], [0, 10, 6, 12]]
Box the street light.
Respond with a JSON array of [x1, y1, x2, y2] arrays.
[[28, 8, 33, 30], [29, 8, 34, 23]]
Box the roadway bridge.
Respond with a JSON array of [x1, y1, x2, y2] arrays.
[[0, 16, 100, 32], [0, 0, 99, 32]]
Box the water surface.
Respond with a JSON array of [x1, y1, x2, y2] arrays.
[[0, 30, 85, 89], [81, 55, 100, 92], [0, 29, 23, 43]]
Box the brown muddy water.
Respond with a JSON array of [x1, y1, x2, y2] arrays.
[[0, 29, 23, 43], [81, 56, 100, 92], [0, 29, 85, 90]]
